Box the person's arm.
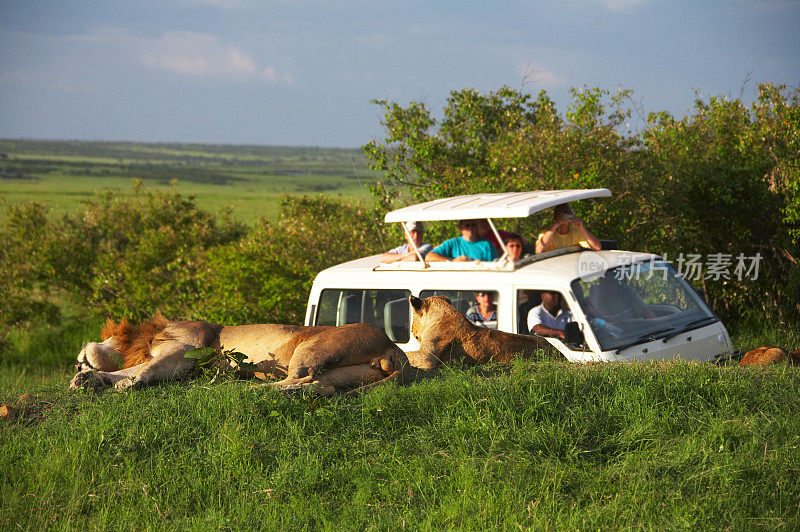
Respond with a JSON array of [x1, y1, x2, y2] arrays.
[[379, 250, 417, 263], [425, 251, 449, 262], [535, 220, 566, 254], [527, 306, 564, 338], [625, 287, 657, 319], [426, 241, 453, 262], [532, 324, 566, 339], [571, 218, 601, 251]]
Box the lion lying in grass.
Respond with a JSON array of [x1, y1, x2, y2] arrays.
[[69, 313, 410, 395], [739, 346, 800, 366], [406, 295, 560, 370]]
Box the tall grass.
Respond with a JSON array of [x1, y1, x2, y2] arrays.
[[2, 321, 800, 529]]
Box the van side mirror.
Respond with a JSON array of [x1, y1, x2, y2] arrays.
[[564, 322, 584, 347]]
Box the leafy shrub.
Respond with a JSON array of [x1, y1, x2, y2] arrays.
[[0, 203, 60, 349], [364, 83, 800, 324], [1, 83, 798, 349], [189, 195, 389, 324], [0, 187, 389, 339]]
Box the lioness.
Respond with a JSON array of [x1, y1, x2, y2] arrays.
[[739, 346, 800, 366], [406, 295, 561, 369], [70, 313, 410, 395]]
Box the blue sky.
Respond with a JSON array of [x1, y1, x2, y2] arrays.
[[1, 0, 798, 147]]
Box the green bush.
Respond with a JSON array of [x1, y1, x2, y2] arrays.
[[0, 203, 60, 349], [189, 195, 389, 324], [364, 83, 800, 324], [1, 84, 797, 345], [0, 186, 388, 338]]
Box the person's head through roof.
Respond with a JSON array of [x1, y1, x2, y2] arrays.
[[476, 219, 493, 239], [505, 233, 524, 262], [458, 219, 481, 242], [403, 220, 425, 247], [553, 203, 574, 234]]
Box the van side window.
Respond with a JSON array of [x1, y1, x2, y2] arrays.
[[316, 289, 411, 343], [517, 289, 571, 337], [517, 290, 541, 335], [419, 289, 499, 329]]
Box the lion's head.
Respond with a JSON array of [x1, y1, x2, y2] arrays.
[[410, 295, 460, 341], [407, 295, 474, 369], [76, 312, 170, 372]]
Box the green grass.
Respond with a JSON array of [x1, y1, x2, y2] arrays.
[[0, 140, 377, 224], [2, 321, 800, 529]]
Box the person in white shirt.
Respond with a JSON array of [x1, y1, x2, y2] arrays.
[[527, 291, 573, 339], [379, 221, 433, 263]]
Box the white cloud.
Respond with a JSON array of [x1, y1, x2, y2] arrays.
[[141, 31, 257, 78], [354, 33, 393, 46], [260, 65, 293, 83], [70, 27, 291, 84]]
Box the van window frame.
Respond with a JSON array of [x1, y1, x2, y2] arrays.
[[315, 287, 412, 343]]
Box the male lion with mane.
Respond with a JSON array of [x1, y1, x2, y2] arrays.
[[406, 295, 562, 369], [70, 313, 411, 395]]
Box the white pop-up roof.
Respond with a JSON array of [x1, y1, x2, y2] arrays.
[[384, 189, 612, 223]]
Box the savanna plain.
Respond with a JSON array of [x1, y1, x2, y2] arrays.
[[2, 140, 799, 530], [0, 139, 374, 224]]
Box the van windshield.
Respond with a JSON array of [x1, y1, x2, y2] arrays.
[[570, 260, 717, 351]]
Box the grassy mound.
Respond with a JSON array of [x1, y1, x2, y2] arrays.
[[2, 360, 799, 529]]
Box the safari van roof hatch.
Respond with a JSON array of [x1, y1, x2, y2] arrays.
[[381, 189, 612, 268], [383, 189, 611, 223]]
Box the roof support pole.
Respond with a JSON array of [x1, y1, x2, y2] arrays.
[[402, 222, 428, 267], [486, 218, 510, 263]]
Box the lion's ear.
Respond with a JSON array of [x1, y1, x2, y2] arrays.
[[441, 296, 452, 307], [409, 295, 423, 312]]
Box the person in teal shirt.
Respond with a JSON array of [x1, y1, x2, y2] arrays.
[[426, 219, 498, 262]]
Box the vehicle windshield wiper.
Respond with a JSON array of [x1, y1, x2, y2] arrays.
[[614, 327, 679, 355], [661, 316, 719, 343], [635, 327, 679, 342]]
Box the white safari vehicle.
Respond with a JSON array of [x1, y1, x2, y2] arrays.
[[304, 190, 733, 363]]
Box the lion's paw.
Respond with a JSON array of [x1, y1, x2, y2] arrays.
[[69, 369, 110, 392], [370, 356, 395, 375], [277, 381, 335, 396], [114, 377, 141, 392]]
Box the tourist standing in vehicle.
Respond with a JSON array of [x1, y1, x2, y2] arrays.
[[426, 219, 498, 262], [379, 221, 433, 263], [466, 291, 498, 329], [477, 219, 518, 254], [504, 233, 525, 262], [535, 203, 601, 253], [527, 291, 573, 339]]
